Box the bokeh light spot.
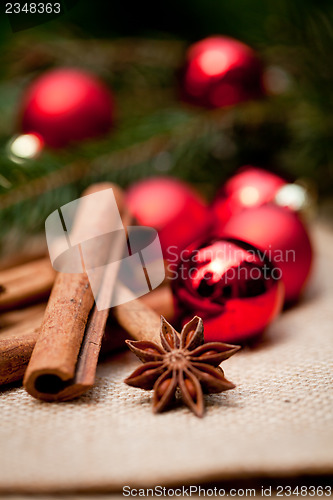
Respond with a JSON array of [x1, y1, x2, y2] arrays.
[[8, 133, 43, 164]]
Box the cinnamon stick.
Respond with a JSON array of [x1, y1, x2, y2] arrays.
[[43, 213, 132, 401], [0, 305, 45, 386], [0, 303, 45, 330], [0, 329, 39, 387], [23, 183, 127, 401], [0, 258, 55, 311], [0, 255, 171, 313], [0, 286, 174, 388], [142, 285, 174, 319], [112, 284, 163, 344]]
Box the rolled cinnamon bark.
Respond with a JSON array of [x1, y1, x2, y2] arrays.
[[142, 285, 174, 320], [0, 329, 40, 387], [0, 258, 55, 311], [23, 183, 127, 401], [0, 256, 171, 313], [0, 303, 45, 330], [112, 284, 163, 344], [0, 286, 174, 388], [0, 305, 45, 386]]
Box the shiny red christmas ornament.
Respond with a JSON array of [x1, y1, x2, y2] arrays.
[[126, 177, 211, 260], [19, 68, 113, 148], [181, 36, 264, 108], [221, 205, 313, 304], [212, 166, 286, 226], [172, 237, 284, 343]]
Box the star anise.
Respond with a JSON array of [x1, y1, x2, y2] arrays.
[[124, 316, 240, 417]]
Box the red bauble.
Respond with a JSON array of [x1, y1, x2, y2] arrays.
[[20, 68, 113, 148], [126, 177, 211, 260], [172, 237, 284, 343], [221, 205, 313, 304], [181, 36, 264, 108], [212, 166, 286, 226]]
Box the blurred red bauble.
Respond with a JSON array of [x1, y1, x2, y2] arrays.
[[212, 166, 286, 226], [19, 68, 113, 148], [181, 36, 264, 108], [221, 205, 313, 304], [172, 237, 284, 343], [126, 177, 211, 260]]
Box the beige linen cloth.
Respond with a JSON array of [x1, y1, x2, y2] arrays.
[[0, 224, 332, 494]]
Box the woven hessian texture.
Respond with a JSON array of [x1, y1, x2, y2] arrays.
[[0, 224, 332, 493]]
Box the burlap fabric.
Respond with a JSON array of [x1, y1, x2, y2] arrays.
[[0, 224, 332, 494]]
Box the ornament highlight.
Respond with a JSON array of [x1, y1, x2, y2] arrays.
[[19, 68, 113, 148], [212, 166, 286, 226], [274, 183, 312, 213], [221, 205, 313, 304], [126, 177, 211, 261], [181, 36, 264, 108], [172, 237, 284, 343]]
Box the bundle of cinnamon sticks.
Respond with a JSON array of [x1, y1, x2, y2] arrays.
[[0, 182, 174, 400]]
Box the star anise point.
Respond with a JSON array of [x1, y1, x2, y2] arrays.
[[124, 316, 240, 417]]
